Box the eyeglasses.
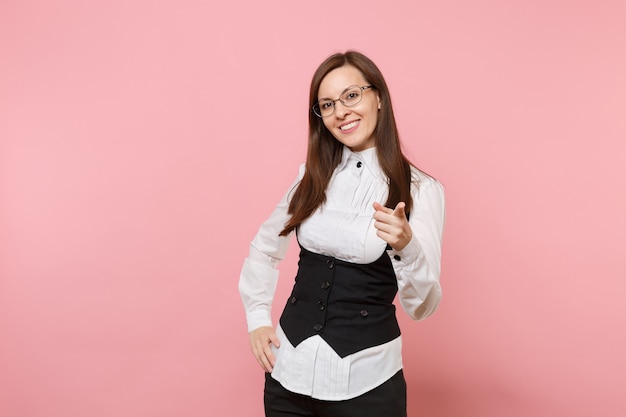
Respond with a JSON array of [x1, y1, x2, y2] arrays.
[[312, 85, 374, 118]]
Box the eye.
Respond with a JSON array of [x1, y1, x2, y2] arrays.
[[342, 89, 361, 103], [320, 100, 334, 109]]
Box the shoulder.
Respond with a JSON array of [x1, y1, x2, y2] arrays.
[[410, 166, 442, 190], [409, 167, 445, 217], [285, 163, 306, 200], [297, 163, 306, 177]]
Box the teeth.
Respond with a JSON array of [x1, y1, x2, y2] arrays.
[[340, 121, 358, 131]]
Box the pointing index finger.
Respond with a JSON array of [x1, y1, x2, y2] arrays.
[[393, 202, 407, 218]]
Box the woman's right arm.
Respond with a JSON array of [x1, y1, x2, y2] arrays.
[[238, 165, 304, 371]]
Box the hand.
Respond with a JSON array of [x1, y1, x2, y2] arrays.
[[249, 326, 280, 373], [372, 202, 412, 251]]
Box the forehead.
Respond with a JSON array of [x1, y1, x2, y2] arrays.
[[318, 65, 367, 98]]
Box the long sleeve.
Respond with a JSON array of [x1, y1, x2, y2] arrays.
[[238, 166, 304, 332], [387, 173, 445, 320]]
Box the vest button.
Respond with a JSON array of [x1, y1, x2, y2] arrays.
[[326, 259, 334, 269], [314, 324, 323, 332], [318, 301, 325, 311], [290, 296, 297, 304], [360, 310, 369, 317], [321, 282, 330, 290]]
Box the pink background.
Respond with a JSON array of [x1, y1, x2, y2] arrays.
[[1, 1, 625, 416]]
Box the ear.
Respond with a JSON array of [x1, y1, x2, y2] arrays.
[[377, 94, 381, 109]]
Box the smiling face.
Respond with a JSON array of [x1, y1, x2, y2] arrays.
[[317, 65, 380, 152]]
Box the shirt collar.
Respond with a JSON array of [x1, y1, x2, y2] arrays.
[[337, 146, 385, 179]]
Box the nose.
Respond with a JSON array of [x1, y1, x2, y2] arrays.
[[334, 101, 351, 119]]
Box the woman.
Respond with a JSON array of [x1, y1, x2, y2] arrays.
[[239, 51, 445, 417]]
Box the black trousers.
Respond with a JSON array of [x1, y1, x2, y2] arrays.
[[264, 370, 407, 417]]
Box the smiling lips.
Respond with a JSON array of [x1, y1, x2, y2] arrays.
[[339, 120, 360, 132]]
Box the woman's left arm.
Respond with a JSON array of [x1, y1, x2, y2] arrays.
[[374, 175, 446, 320]]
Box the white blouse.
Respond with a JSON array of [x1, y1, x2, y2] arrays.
[[239, 146, 445, 400]]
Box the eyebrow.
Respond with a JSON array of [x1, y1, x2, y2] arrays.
[[318, 85, 360, 101]]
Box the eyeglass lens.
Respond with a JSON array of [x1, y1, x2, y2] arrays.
[[315, 87, 363, 117]]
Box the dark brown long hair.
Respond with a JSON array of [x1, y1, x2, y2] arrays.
[[279, 51, 414, 236]]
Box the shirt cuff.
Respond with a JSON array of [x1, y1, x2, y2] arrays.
[[246, 308, 273, 333], [388, 234, 422, 265]]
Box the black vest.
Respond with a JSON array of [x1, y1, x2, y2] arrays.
[[279, 245, 401, 358]]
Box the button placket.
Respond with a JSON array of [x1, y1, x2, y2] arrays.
[[314, 256, 335, 333]]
